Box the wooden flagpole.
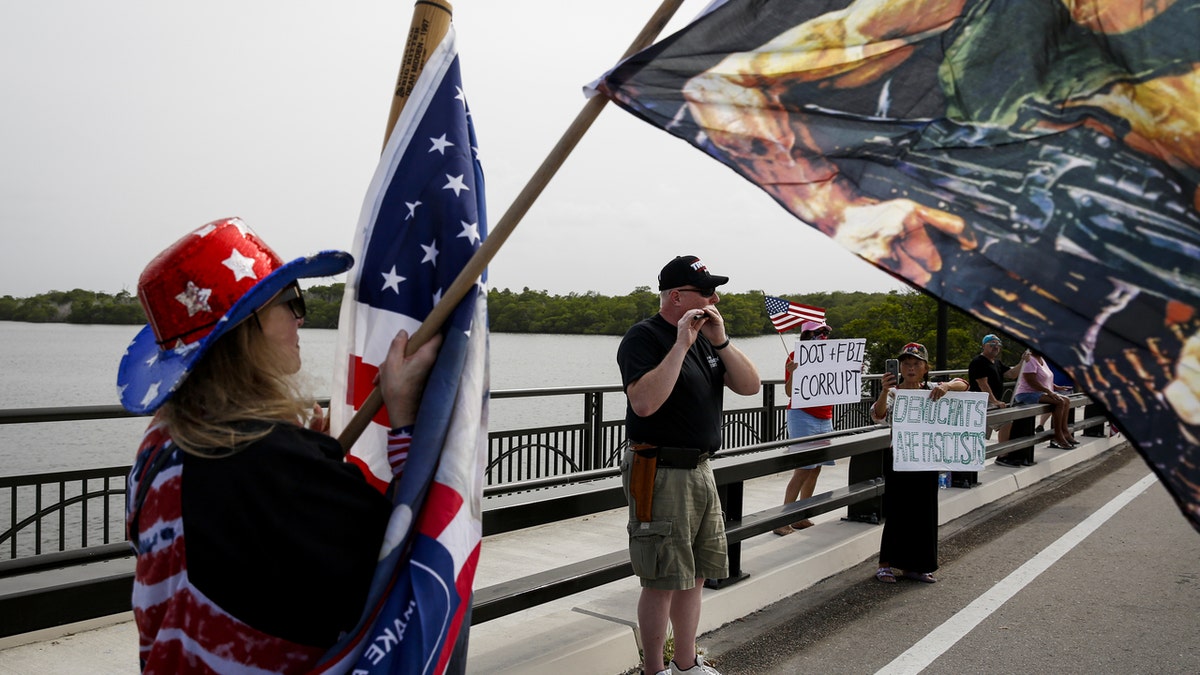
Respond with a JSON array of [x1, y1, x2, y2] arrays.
[[335, 0, 453, 451], [383, 1, 454, 150], [339, 0, 687, 451]]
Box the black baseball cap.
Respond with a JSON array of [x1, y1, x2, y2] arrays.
[[658, 255, 730, 291]]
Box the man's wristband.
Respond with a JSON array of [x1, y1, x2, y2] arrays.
[[713, 338, 731, 350]]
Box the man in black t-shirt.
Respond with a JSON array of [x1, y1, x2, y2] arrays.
[[969, 335, 1015, 424], [616, 255, 760, 675], [958, 335, 1022, 486]]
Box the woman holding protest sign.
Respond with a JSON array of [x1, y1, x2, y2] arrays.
[[774, 319, 838, 535], [869, 342, 968, 583]]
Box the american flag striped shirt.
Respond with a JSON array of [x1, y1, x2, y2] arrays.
[[127, 419, 414, 673]]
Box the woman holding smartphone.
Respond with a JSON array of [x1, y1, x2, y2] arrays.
[[870, 342, 968, 583]]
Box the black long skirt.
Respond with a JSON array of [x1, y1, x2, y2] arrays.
[[879, 465, 939, 574]]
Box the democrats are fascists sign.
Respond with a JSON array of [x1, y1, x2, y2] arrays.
[[891, 389, 989, 472], [790, 338, 866, 408]]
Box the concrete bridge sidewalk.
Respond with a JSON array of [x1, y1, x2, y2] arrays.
[[0, 431, 1125, 675]]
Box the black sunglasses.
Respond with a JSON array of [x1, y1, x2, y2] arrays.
[[677, 287, 716, 298], [265, 284, 307, 319]]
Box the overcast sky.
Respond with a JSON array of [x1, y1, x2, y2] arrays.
[[0, 0, 909, 301]]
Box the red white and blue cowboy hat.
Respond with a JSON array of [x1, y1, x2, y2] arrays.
[[116, 217, 353, 414]]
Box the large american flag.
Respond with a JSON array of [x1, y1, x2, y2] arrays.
[[319, 25, 488, 674], [765, 295, 824, 334]]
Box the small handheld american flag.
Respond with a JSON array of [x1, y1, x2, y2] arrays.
[[765, 295, 825, 333]]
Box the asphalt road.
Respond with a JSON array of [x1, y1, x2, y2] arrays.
[[699, 444, 1200, 674]]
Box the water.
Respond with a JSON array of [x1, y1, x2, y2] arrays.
[[0, 321, 794, 477]]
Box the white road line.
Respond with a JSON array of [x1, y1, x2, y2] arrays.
[[876, 472, 1158, 675]]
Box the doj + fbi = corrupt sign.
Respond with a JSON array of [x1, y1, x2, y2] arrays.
[[789, 338, 866, 408]]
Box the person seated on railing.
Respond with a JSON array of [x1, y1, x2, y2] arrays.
[[117, 218, 441, 673], [774, 319, 837, 535], [1035, 358, 1077, 436], [870, 342, 968, 584], [617, 255, 761, 675], [1005, 348, 1077, 457]]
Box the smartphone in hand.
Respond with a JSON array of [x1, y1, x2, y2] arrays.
[[885, 358, 899, 384]]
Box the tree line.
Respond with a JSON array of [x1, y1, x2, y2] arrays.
[[0, 285, 1031, 372]]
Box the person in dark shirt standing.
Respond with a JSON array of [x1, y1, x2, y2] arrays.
[[617, 255, 761, 675], [871, 342, 968, 583], [959, 334, 1024, 486]]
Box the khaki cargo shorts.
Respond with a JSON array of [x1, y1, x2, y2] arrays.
[[620, 449, 728, 590]]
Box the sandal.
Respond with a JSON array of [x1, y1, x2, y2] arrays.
[[1049, 441, 1071, 449], [902, 571, 937, 583], [875, 567, 897, 583], [772, 526, 794, 536], [791, 519, 814, 530]]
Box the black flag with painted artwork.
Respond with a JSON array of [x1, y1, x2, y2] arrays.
[[594, 0, 1200, 530]]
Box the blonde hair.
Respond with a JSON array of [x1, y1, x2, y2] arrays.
[[159, 318, 313, 457]]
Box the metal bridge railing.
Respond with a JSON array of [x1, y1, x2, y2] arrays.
[[0, 387, 1112, 637], [0, 372, 964, 563]]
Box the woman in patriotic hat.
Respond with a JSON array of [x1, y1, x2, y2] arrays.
[[119, 217, 441, 672], [868, 342, 967, 585]]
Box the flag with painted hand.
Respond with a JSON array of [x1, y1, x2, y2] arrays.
[[765, 295, 824, 334], [594, 0, 1200, 531], [319, 24, 488, 674]]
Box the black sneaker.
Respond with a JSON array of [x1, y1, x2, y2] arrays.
[[1020, 458, 1038, 466], [995, 457, 1021, 467]]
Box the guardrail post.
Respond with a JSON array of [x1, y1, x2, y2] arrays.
[[587, 390, 605, 471], [706, 479, 748, 589], [1000, 407, 1036, 464], [1083, 402, 1106, 437], [760, 385, 776, 443], [846, 448, 885, 524]]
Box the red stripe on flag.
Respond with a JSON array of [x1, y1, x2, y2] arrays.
[[772, 315, 805, 332], [433, 541, 481, 674], [348, 354, 391, 428], [346, 453, 389, 494], [416, 481, 464, 539]]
